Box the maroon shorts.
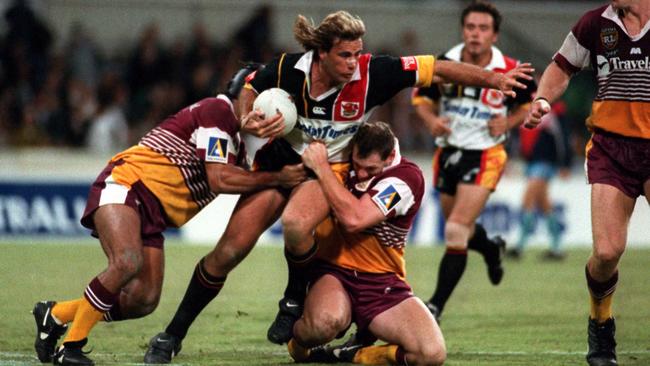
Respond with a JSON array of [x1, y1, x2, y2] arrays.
[[310, 260, 413, 332], [586, 129, 650, 198], [80, 159, 168, 248]]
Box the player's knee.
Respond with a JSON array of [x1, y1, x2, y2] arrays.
[[281, 210, 310, 240], [444, 221, 470, 248], [413, 342, 446, 366], [592, 243, 623, 265], [205, 244, 246, 274], [133, 294, 160, 318], [301, 311, 346, 342], [111, 249, 143, 280]]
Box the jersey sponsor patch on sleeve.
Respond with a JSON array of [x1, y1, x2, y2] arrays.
[[373, 184, 402, 215], [400, 56, 418, 71], [206, 137, 228, 163]]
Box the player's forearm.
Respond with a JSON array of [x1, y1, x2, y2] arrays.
[[535, 62, 571, 103], [434, 60, 504, 89], [208, 164, 280, 194], [415, 104, 438, 130], [238, 87, 257, 119], [313, 165, 364, 229], [506, 104, 531, 129]]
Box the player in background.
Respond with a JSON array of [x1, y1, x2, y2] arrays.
[[31, 65, 307, 366], [524, 1, 650, 365], [143, 10, 533, 362], [411, 0, 536, 322], [287, 122, 445, 366], [507, 100, 572, 260]]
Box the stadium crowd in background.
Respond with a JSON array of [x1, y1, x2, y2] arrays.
[[0, 1, 275, 152], [0, 0, 590, 158]]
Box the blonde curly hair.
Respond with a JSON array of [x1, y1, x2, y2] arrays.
[[293, 10, 366, 52]]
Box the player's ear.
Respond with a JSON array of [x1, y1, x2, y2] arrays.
[[385, 149, 396, 166]]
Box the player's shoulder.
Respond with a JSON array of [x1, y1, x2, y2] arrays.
[[381, 158, 425, 188], [193, 96, 233, 114], [191, 96, 239, 131], [575, 4, 610, 30], [281, 52, 306, 64]]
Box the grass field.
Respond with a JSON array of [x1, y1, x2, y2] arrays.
[[1, 242, 649, 366]]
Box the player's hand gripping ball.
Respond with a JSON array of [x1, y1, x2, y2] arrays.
[[253, 88, 298, 136]]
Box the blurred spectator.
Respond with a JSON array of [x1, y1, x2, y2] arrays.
[[66, 22, 102, 89], [86, 72, 128, 154], [126, 23, 171, 122], [508, 101, 573, 260], [2, 0, 52, 91], [371, 30, 434, 152], [233, 4, 273, 62]]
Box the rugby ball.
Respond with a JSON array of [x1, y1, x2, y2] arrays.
[[253, 88, 298, 136]]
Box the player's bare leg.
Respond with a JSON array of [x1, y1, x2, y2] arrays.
[[289, 275, 352, 361], [269, 180, 331, 344], [586, 184, 634, 366], [145, 189, 287, 364], [112, 246, 164, 320], [41, 204, 144, 365], [511, 177, 547, 258], [355, 298, 446, 365], [427, 184, 500, 320]]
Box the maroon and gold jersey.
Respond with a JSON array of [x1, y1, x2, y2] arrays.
[[554, 5, 650, 138], [316, 151, 425, 279], [114, 95, 245, 227], [246, 52, 435, 162]]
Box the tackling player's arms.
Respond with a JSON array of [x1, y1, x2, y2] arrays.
[[301, 141, 385, 232], [205, 162, 306, 194]]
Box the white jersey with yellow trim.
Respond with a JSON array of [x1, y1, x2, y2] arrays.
[[413, 44, 535, 150]]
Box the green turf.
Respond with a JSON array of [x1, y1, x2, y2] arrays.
[[1, 242, 649, 365]]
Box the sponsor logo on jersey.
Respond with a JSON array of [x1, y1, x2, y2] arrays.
[[481, 88, 505, 109], [206, 137, 228, 163], [373, 185, 401, 214], [596, 54, 650, 77], [312, 106, 327, 115], [400, 56, 418, 71], [600, 27, 618, 50], [631, 47, 642, 55], [295, 121, 359, 140], [442, 100, 494, 121], [340, 101, 360, 118]]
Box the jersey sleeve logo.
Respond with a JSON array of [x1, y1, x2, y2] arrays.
[[206, 137, 228, 163], [400, 56, 418, 71], [373, 185, 402, 215]]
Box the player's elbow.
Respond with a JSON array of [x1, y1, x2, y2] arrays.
[[207, 164, 231, 194], [208, 174, 226, 195], [337, 215, 366, 233]]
